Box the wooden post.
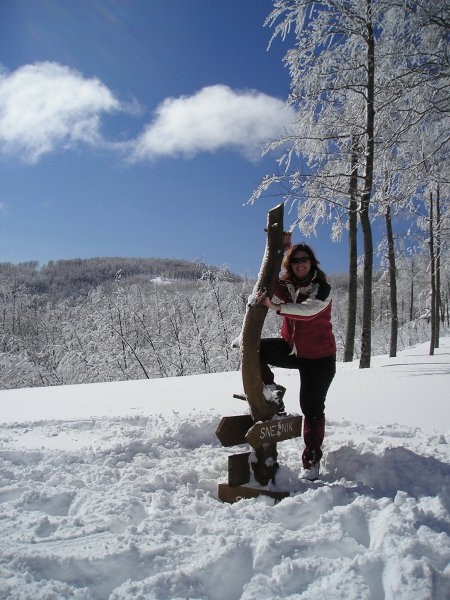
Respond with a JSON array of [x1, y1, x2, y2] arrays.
[[241, 203, 284, 485], [215, 204, 292, 501]]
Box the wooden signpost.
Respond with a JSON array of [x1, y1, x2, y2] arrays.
[[216, 413, 302, 502], [216, 414, 302, 448], [216, 204, 303, 504]]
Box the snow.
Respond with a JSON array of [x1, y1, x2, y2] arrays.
[[0, 340, 449, 599]]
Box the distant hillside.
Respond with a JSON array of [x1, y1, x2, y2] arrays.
[[0, 257, 242, 300]]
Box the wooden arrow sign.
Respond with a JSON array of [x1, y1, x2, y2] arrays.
[[244, 415, 302, 449], [215, 415, 254, 447]]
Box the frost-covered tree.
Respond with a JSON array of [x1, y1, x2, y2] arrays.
[[252, 0, 449, 366], [252, 0, 391, 367]]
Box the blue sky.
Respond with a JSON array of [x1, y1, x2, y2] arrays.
[[0, 0, 348, 277]]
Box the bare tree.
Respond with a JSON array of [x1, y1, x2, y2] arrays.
[[435, 184, 442, 347], [429, 190, 437, 354], [385, 203, 398, 357], [343, 137, 359, 362]]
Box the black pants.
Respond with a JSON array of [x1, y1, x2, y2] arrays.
[[260, 338, 336, 418]]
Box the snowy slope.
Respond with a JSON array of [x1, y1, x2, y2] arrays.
[[0, 340, 449, 599]]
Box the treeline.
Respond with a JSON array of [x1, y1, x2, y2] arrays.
[[0, 257, 240, 301], [0, 263, 249, 389], [1, 253, 448, 390]]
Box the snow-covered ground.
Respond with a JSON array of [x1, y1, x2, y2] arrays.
[[0, 340, 449, 599]]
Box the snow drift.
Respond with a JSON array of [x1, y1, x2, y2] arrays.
[[0, 340, 449, 599]]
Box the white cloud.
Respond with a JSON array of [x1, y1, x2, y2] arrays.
[[131, 84, 294, 161], [0, 64, 293, 164], [0, 62, 123, 163]]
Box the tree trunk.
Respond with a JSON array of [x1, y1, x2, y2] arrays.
[[435, 184, 441, 348], [358, 207, 374, 367], [429, 191, 436, 355], [409, 262, 414, 321], [385, 204, 398, 357], [359, 0, 375, 369], [343, 136, 359, 362], [241, 203, 284, 485]]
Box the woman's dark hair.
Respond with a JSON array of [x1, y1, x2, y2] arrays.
[[282, 243, 328, 283]]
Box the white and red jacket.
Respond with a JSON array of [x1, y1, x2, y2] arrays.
[[273, 276, 336, 359]]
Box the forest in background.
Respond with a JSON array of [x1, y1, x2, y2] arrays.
[[2, 1, 448, 382], [1, 254, 448, 390]]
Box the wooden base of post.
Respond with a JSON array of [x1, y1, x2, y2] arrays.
[[218, 483, 290, 504], [228, 452, 251, 487]]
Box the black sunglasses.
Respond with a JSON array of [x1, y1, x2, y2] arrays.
[[291, 256, 310, 264]]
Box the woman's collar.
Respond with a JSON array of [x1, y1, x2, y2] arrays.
[[292, 269, 317, 286]]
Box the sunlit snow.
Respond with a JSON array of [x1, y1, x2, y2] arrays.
[[0, 340, 449, 599]]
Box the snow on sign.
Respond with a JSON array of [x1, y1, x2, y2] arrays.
[[245, 415, 302, 448]]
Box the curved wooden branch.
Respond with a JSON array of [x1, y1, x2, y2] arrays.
[[241, 203, 284, 422]]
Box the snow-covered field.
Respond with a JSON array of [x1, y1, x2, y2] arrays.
[[0, 340, 449, 599]]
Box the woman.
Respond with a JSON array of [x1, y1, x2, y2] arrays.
[[259, 243, 336, 481]]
